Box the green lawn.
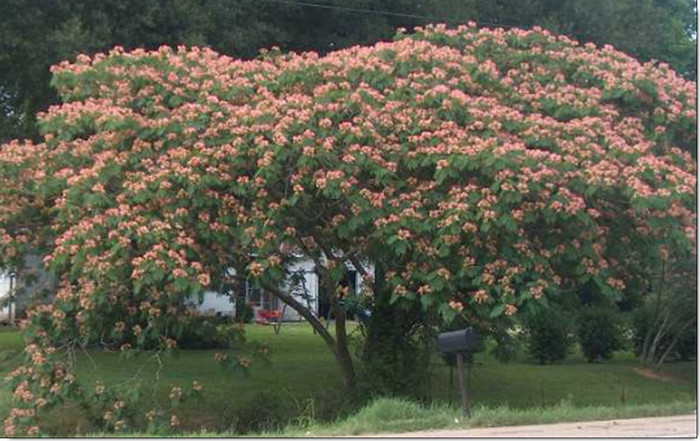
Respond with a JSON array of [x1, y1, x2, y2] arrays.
[[0, 322, 695, 435]]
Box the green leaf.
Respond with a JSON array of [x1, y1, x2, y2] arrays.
[[489, 304, 506, 318]]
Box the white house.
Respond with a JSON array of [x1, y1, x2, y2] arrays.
[[197, 258, 374, 321], [0, 258, 374, 323]]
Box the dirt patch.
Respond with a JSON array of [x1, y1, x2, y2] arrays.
[[633, 367, 689, 384]]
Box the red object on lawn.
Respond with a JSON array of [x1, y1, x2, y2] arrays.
[[258, 309, 282, 320], [256, 309, 284, 334]]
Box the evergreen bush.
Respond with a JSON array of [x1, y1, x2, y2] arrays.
[[578, 307, 623, 362]]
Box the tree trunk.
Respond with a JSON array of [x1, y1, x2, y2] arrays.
[[232, 262, 248, 317], [642, 262, 667, 364], [361, 263, 429, 397], [644, 312, 671, 366], [292, 234, 358, 389], [640, 309, 663, 362], [653, 317, 696, 370], [259, 270, 357, 389], [332, 299, 356, 388]]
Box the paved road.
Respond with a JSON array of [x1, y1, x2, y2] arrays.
[[372, 414, 697, 438]]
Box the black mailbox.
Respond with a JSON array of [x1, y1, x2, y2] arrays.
[[437, 327, 479, 418], [437, 328, 478, 354]]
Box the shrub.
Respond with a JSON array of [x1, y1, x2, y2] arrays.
[[229, 391, 288, 434], [674, 326, 697, 361], [177, 316, 242, 349], [578, 307, 623, 362], [488, 326, 523, 363], [522, 307, 573, 364]]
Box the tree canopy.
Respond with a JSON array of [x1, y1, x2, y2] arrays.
[[1, 0, 696, 143], [0, 23, 696, 435]]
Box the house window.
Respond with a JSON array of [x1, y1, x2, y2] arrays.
[[245, 281, 277, 310]]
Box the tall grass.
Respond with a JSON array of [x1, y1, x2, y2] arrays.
[[258, 397, 696, 437], [100, 398, 695, 437]]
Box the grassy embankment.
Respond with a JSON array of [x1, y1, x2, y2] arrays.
[[0, 323, 694, 436]]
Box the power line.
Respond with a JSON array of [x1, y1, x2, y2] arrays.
[[252, 0, 694, 48], [255, 0, 454, 23], [254, 0, 525, 30]]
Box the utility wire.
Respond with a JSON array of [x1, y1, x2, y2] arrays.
[[255, 0, 455, 23], [252, 0, 694, 48]]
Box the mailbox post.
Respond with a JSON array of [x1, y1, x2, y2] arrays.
[[437, 328, 479, 418]]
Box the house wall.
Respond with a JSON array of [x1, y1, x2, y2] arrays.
[[10, 255, 58, 316], [0, 258, 373, 323], [0, 273, 13, 322], [280, 259, 318, 321], [188, 260, 320, 321], [187, 259, 361, 322], [274, 258, 374, 321], [196, 291, 235, 316]]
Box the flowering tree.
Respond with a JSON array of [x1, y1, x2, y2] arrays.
[[0, 23, 696, 435]]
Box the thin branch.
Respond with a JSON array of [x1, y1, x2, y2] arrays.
[[310, 233, 337, 264], [152, 350, 163, 407], [346, 253, 369, 278], [79, 341, 98, 371]]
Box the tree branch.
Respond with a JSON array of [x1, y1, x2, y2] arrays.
[[255, 278, 338, 352]]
